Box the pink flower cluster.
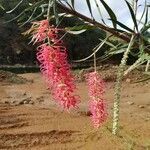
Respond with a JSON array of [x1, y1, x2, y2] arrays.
[[31, 20, 60, 44], [86, 72, 108, 128], [31, 20, 80, 110]]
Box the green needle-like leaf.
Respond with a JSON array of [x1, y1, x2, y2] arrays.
[[125, 0, 138, 32], [0, 4, 5, 10], [65, 25, 96, 34], [100, 0, 117, 29], [144, 6, 149, 25], [71, 0, 75, 8], [53, 0, 59, 24], [109, 19, 134, 33], [86, 0, 94, 18], [6, 0, 24, 13]]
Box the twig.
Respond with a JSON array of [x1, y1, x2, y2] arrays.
[[56, 2, 131, 42]]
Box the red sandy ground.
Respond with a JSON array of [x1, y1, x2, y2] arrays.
[[0, 70, 149, 150]]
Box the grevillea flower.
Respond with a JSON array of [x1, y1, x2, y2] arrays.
[[86, 72, 108, 128], [89, 99, 108, 128], [31, 19, 80, 110]]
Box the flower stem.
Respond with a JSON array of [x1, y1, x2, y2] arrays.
[[47, 0, 52, 22], [145, 60, 150, 72], [112, 35, 134, 135], [47, 0, 52, 45], [94, 53, 97, 72]]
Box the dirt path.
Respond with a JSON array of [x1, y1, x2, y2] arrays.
[[0, 72, 150, 150]]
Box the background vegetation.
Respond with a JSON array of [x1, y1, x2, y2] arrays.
[[0, 0, 130, 66]]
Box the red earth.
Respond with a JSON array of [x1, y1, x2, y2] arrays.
[[0, 67, 150, 150]]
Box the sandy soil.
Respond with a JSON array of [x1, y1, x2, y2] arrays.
[[0, 70, 150, 150]]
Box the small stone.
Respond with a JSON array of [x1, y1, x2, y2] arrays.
[[138, 105, 145, 108], [23, 100, 29, 104], [127, 101, 134, 105], [6, 96, 11, 98], [19, 101, 24, 105], [86, 111, 92, 116], [145, 118, 150, 121], [29, 101, 34, 105], [19, 97, 31, 105], [78, 111, 92, 116], [126, 78, 131, 83], [14, 103, 19, 106], [23, 92, 27, 96], [12, 100, 16, 104]]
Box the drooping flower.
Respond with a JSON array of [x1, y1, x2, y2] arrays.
[[89, 99, 108, 128], [86, 71, 108, 128], [31, 20, 80, 110]]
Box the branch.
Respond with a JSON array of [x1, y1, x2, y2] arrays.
[[57, 2, 131, 42]]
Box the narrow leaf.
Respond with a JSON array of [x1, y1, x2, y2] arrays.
[[0, 4, 5, 10], [66, 29, 87, 34], [100, 0, 117, 29], [29, 5, 46, 22], [94, 0, 106, 24], [20, 7, 37, 27], [109, 19, 134, 33], [86, 0, 93, 18], [133, 76, 150, 83], [65, 24, 97, 35], [99, 38, 116, 48], [53, 0, 59, 24], [66, 2, 74, 10], [144, 72, 150, 75], [5, 0, 44, 23], [71, 0, 74, 8], [144, 6, 149, 25], [141, 24, 150, 33], [138, 0, 147, 25], [6, 0, 24, 13], [73, 36, 110, 62], [109, 49, 125, 54], [65, 25, 96, 31], [4, 11, 24, 23], [125, 0, 138, 32]]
